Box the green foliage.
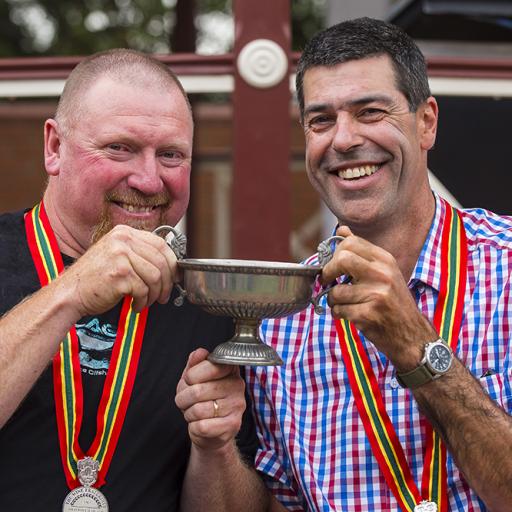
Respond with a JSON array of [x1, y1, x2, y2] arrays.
[[291, 0, 326, 51], [197, 0, 230, 14], [0, 1, 27, 56], [0, 0, 325, 57], [2, 0, 177, 56]]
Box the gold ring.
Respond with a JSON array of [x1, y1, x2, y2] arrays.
[[212, 399, 219, 418]]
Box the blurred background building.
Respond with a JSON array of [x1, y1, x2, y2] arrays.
[[1, 0, 511, 261]]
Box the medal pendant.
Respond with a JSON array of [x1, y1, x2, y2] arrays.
[[63, 486, 109, 511], [62, 457, 109, 511], [414, 501, 438, 512]]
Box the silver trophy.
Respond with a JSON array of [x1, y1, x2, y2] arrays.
[[154, 226, 343, 366]]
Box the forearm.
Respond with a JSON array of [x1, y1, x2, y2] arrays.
[[180, 441, 270, 512], [0, 277, 81, 427], [413, 358, 512, 511]]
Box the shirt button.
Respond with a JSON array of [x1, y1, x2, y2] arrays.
[[417, 284, 426, 294], [390, 378, 400, 389]]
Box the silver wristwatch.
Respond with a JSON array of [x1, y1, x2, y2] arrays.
[[396, 338, 453, 389]]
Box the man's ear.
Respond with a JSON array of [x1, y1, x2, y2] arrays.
[[417, 96, 438, 151], [44, 118, 62, 176]]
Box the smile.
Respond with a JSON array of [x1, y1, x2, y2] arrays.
[[117, 202, 158, 213], [337, 164, 379, 180]]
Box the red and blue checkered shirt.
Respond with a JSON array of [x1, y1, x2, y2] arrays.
[[245, 194, 512, 511]]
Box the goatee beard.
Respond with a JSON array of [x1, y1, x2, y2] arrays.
[[91, 191, 170, 245]]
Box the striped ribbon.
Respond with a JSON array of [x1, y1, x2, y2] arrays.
[[334, 202, 467, 511], [25, 202, 148, 489]]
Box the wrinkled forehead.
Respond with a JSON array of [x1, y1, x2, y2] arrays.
[[58, 69, 192, 132], [65, 75, 193, 132], [87, 74, 186, 104]]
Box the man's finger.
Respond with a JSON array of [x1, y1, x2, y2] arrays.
[[321, 248, 372, 285]]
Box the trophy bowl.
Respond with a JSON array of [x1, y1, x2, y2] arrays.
[[153, 225, 340, 366], [176, 259, 321, 365]]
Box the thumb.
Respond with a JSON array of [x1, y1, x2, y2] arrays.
[[176, 348, 210, 394], [185, 347, 209, 371], [336, 225, 353, 238]]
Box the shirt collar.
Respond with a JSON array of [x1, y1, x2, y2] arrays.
[[409, 191, 451, 293], [323, 192, 454, 293]]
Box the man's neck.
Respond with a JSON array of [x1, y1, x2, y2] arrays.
[[348, 192, 436, 282], [42, 192, 88, 258]]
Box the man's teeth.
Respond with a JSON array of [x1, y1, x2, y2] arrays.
[[120, 203, 155, 213], [338, 164, 379, 180]]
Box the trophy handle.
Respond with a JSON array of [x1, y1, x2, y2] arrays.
[[153, 225, 187, 260], [316, 235, 345, 266], [312, 235, 351, 315], [173, 284, 187, 307], [153, 225, 188, 307]]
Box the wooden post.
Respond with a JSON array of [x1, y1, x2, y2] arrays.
[[232, 0, 291, 260]]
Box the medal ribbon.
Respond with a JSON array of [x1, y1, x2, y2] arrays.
[[334, 201, 467, 511], [25, 202, 148, 489]]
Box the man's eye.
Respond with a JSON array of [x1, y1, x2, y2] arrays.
[[162, 151, 179, 159], [359, 108, 385, 120], [160, 150, 185, 165], [307, 116, 333, 130], [107, 143, 126, 151]]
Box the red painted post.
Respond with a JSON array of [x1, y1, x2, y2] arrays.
[[232, 0, 291, 261]]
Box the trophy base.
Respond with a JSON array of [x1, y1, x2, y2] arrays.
[[208, 341, 283, 366], [207, 318, 283, 366]]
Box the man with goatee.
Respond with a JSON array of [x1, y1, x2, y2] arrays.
[[0, 49, 270, 512]]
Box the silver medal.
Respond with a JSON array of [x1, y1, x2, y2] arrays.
[[63, 457, 109, 512], [414, 501, 438, 512], [63, 486, 108, 511]]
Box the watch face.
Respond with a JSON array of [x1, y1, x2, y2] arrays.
[[428, 344, 452, 373]]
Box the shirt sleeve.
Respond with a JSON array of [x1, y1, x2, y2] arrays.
[[245, 364, 305, 511], [501, 274, 512, 411], [235, 368, 261, 465]]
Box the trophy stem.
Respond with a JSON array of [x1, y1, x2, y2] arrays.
[[207, 318, 284, 366]]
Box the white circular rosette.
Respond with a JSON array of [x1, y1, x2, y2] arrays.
[[236, 38, 288, 88]]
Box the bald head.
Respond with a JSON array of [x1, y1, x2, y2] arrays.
[[55, 48, 192, 135]]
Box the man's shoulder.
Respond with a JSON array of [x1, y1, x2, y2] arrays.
[[0, 210, 29, 256], [460, 206, 512, 253], [0, 209, 29, 250], [0, 209, 26, 237], [0, 209, 38, 312]]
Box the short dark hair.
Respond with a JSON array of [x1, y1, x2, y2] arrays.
[[56, 48, 191, 134], [296, 17, 431, 118]]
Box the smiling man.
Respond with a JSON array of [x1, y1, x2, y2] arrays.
[[246, 18, 512, 512], [0, 49, 269, 512], [43, 63, 193, 253]]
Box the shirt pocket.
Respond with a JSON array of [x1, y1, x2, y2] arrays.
[[478, 371, 508, 409]]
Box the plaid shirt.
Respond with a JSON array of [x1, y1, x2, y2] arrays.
[[246, 194, 512, 511]]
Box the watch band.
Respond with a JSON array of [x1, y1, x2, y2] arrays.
[[396, 338, 452, 389], [396, 363, 437, 388]]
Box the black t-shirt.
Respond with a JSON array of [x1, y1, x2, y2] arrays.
[[0, 210, 258, 511]]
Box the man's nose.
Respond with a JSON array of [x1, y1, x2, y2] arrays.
[[126, 155, 163, 195], [331, 113, 364, 153]]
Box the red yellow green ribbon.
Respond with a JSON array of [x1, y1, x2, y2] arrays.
[[334, 202, 467, 511], [25, 202, 148, 489]]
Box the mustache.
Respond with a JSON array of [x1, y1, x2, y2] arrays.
[[91, 190, 171, 245], [105, 190, 170, 208]]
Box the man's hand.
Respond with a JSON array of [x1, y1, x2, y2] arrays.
[[177, 351, 272, 511], [175, 349, 247, 452], [321, 226, 437, 371], [61, 225, 178, 316]]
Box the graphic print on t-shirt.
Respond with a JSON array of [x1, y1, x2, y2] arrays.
[[76, 317, 116, 376]]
